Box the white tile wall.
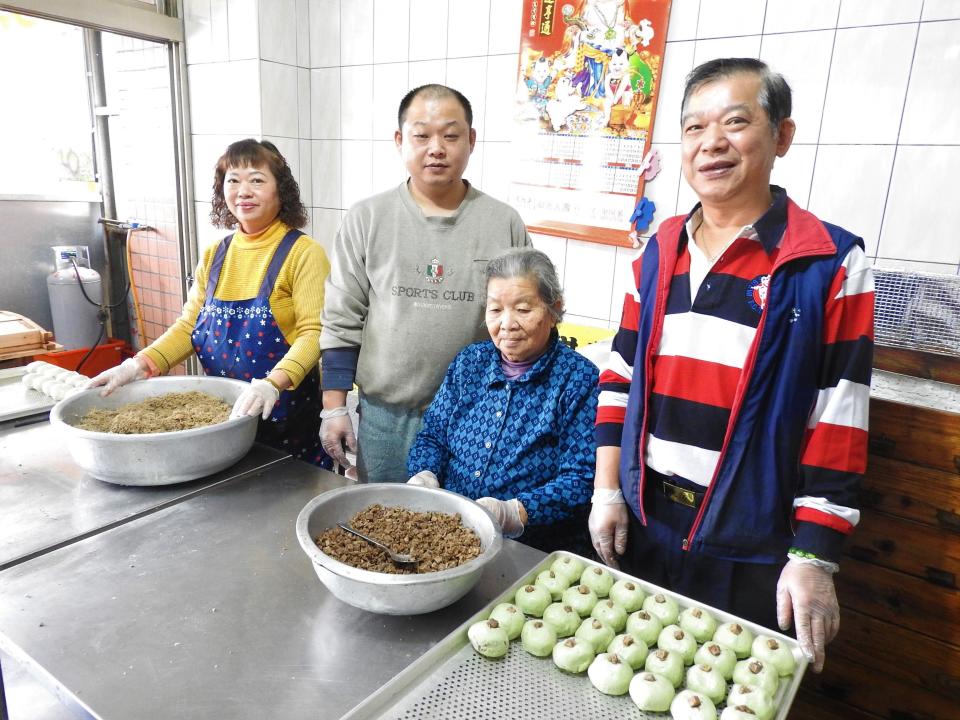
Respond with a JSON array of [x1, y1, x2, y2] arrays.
[[296, 0, 310, 67], [372, 63, 409, 140], [297, 67, 312, 138], [696, 0, 766, 39], [184, 0, 229, 64], [770, 144, 817, 209], [185, 0, 960, 319], [227, 0, 259, 60], [298, 138, 313, 203], [309, 0, 340, 67], [409, 0, 448, 61], [188, 60, 261, 135], [446, 56, 488, 139], [899, 19, 960, 145], [763, 0, 839, 34], [340, 0, 374, 66], [311, 67, 340, 138], [651, 40, 695, 145], [373, 0, 410, 64], [340, 139, 373, 209], [311, 139, 341, 208], [191, 133, 248, 204], [759, 30, 834, 144], [837, 0, 923, 27], [371, 140, 406, 194], [483, 54, 519, 142], [665, 0, 700, 42], [311, 207, 343, 253], [408, 58, 447, 88], [488, 0, 523, 55], [878, 145, 960, 265], [447, 0, 491, 59], [340, 64, 374, 139], [260, 61, 299, 137], [564, 240, 617, 320], [258, 0, 297, 65], [808, 144, 896, 258], [819, 24, 917, 145]]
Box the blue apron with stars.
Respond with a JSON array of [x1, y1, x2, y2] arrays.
[[192, 230, 330, 468]]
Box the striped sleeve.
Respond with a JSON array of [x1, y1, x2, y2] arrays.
[[596, 256, 642, 447], [793, 245, 875, 562]]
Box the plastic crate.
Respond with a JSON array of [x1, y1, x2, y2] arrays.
[[33, 339, 130, 378]]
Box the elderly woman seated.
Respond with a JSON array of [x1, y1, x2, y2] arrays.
[[407, 248, 598, 553]]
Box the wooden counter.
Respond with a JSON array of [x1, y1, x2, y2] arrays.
[[791, 361, 960, 720]]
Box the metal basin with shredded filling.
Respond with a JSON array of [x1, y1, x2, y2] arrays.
[[50, 376, 257, 486], [296, 484, 503, 615]]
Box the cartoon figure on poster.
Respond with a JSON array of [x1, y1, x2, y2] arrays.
[[517, 0, 661, 136]]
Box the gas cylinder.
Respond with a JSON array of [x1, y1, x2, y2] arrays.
[[46, 245, 103, 350]]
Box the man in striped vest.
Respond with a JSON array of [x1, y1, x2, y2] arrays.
[[589, 58, 874, 674]]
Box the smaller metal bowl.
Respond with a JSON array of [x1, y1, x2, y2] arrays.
[[50, 376, 257, 486], [296, 484, 503, 615]]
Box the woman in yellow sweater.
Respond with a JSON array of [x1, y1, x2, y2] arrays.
[[89, 139, 331, 467]]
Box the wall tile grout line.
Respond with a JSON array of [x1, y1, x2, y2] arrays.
[[873, 7, 924, 263], [804, 0, 842, 228]]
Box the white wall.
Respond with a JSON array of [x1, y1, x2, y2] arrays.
[[184, 0, 960, 330], [184, 0, 313, 253]]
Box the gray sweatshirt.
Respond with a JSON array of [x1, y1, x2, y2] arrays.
[[320, 181, 531, 410]]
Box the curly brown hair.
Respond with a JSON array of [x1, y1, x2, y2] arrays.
[[209, 139, 308, 229]]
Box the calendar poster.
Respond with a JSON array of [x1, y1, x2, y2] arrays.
[[510, 0, 672, 243]]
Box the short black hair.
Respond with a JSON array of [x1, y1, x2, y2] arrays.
[[397, 84, 473, 129], [681, 58, 792, 132]]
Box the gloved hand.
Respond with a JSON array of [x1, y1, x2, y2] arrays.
[[407, 471, 440, 488], [319, 408, 356, 467], [86, 357, 150, 396], [230, 378, 279, 420], [588, 488, 629, 569], [476, 497, 525, 539], [776, 558, 840, 673]]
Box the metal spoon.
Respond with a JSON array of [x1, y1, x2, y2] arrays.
[[337, 523, 418, 566]]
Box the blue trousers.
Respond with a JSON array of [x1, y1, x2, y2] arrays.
[[621, 470, 784, 630], [356, 394, 424, 483]]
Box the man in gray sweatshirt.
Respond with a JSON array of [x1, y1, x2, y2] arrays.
[[319, 84, 532, 482]]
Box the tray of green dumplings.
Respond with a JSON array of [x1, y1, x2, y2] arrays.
[[341, 551, 807, 720]]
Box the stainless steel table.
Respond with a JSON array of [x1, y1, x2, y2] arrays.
[[0, 418, 288, 570], [0, 460, 545, 719]]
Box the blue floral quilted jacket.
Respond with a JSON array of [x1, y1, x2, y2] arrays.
[[407, 337, 599, 526]]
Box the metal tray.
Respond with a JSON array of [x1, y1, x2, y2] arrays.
[[0, 367, 55, 423], [343, 551, 807, 720]]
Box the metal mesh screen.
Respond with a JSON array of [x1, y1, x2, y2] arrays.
[[874, 269, 960, 356]]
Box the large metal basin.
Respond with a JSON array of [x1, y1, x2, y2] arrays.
[[296, 484, 503, 615], [50, 376, 257, 486]]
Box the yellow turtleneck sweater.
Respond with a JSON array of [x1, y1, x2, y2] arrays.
[[141, 219, 330, 389]]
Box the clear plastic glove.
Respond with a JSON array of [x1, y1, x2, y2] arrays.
[[319, 411, 356, 467], [776, 558, 840, 673], [407, 471, 440, 488], [230, 378, 279, 420], [476, 497, 525, 539], [588, 488, 629, 569], [86, 357, 149, 397]]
